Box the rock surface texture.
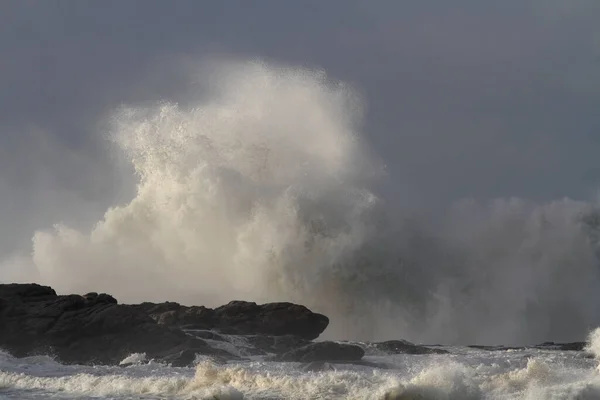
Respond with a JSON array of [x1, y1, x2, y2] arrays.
[[0, 283, 588, 368], [0, 283, 328, 366], [131, 299, 329, 339]]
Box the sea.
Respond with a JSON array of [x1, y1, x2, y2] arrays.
[[2, 331, 600, 400]]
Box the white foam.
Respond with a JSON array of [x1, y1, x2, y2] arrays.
[[586, 327, 600, 361], [119, 353, 147, 366], [27, 60, 381, 318], [3, 347, 600, 399]]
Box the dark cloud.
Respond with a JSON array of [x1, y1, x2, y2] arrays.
[[0, 0, 599, 252]]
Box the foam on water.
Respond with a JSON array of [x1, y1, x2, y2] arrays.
[[4, 334, 600, 400], [120, 353, 147, 366]]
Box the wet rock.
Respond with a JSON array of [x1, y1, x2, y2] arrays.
[[162, 350, 235, 368], [0, 284, 227, 365], [132, 300, 328, 340], [469, 342, 586, 352], [0, 283, 330, 366], [187, 330, 227, 341], [276, 341, 365, 362], [245, 334, 310, 354], [534, 341, 586, 351], [374, 340, 448, 355]]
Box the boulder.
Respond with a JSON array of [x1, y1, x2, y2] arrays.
[[132, 300, 329, 340], [276, 341, 365, 362], [244, 334, 310, 355], [373, 340, 448, 355], [0, 284, 226, 365], [468, 342, 586, 352], [534, 341, 586, 351], [0, 283, 330, 366]]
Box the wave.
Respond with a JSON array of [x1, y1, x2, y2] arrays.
[[3, 60, 600, 345], [2, 349, 600, 400]]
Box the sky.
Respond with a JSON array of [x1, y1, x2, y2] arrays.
[[1, 0, 600, 255]]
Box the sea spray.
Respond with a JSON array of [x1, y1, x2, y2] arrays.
[[5, 60, 600, 345], [30, 61, 382, 318]]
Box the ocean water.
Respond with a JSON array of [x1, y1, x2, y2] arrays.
[[2, 334, 600, 400]]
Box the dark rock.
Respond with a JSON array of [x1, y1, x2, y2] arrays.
[[160, 348, 205, 367], [132, 300, 328, 340], [276, 341, 365, 362], [0, 284, 228, 366], [533, 341, 586, 351], [84, 292, 98, 301], [215, 301, 328, 340], [244, 334, 310, 354], [133, 302, 216, 329], [373, 340, 448, 355], [468, 345, 526, 351], [347, 359, 394, 369], [469, 342, 586, 352], [96, 293, 118, 304], [0, 283, 57, 298], [187, 330, 227, 341], [0, 283, 330, 367]]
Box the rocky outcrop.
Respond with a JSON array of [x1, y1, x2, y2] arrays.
[[468, 341, 586, 352], [131, 300, 329, 340], [0, 283, 328, 366], [275, 341, 365, 362], [373, 339, 448, 355], [534, 341, 586, 351], [243, 334, 310, 355], [0, 283, 231, 365]]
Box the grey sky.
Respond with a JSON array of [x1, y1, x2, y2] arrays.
[[1, 0, 599, 253]]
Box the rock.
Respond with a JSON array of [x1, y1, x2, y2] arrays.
[[160, 348, 202, 367], [0, 284, 228, 366], [468, 345, 525, 351], [0, 283, 330, 366], [96, 293, 118, 304], [276, 341, 365, 362], [132, 300, 329, 340], [188, 330, 228, 341], [469, 342, 586, 352], [534, 341, 586, 351], [214, 301, 329, 340], [83, 292, 98, 301], [373, 340, 448, 355], [134, 302, 215, 329], [244, 334, 310, 355], [0, 283, 56, 298]]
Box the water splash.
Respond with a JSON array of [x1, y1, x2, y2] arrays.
[[6, 60, 600, 344]]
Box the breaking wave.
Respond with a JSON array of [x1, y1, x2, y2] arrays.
[[5, 60, 600, 344], [3, 346, 600, 400]]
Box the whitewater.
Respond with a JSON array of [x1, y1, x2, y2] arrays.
[[3, 60, 600, 398], [3, 333, 600, 399]]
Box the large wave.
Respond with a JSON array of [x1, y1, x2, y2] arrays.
[[4, 60, 600, 345]]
